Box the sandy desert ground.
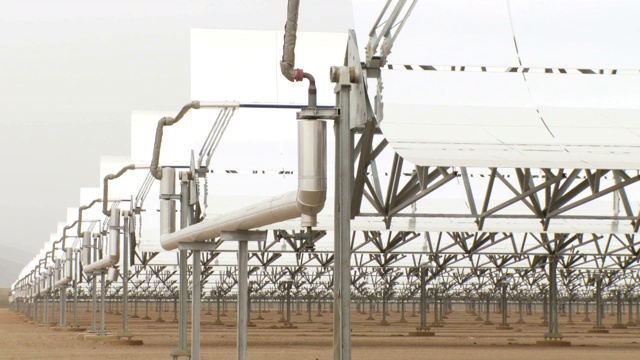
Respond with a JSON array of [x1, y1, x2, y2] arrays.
[[2, 301, 640, 360]]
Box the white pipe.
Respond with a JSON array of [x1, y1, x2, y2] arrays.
[[298, 120, 326, 227], [82, 231, 91, 267], [161, 191, 300, 250], [160, 119, 326, 250], [160, 167, 176, 235], [83, 208, 120, 273], [42, 269, 52, 294], [55, 248, 74, 287]]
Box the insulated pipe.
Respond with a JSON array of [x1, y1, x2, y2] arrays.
[[280, 0, 317, 107], [82, 231, 92, 267], [150, 101, 201, 180], [160, 119, 327, 250], [54, 248, 74, 287], [83, 208, 120, 273], [280, 0, 302, 82], [103, 164, 137, 216], [297, 120, 326, 227], [161, 192, 300, 250], [54, 259, 61, 284], [160, 167, 176, 235], [78, 198, 102, 236], [51, 221, 79, 258]]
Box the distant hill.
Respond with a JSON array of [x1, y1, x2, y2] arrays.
[[0, 288, 8, 307], [0, 243, 34, 288]]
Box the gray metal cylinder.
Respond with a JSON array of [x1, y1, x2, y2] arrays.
[[82, 232, 91, 266], [109, 208, 121, 258], [297, 120, 327, 227], [65, 248, 73, 279], [108, 267, 119, 282], [160, 167, 176, 235], [54, 259, 61, 283]]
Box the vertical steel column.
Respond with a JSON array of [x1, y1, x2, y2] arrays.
[[192, 250, 202, 360], [44, 291, 49, 323], [501, 285, 508, 327], [118, 215, 130, 338], [91, 275, 97, 332], [616, 291, 623, 325], [100, 272, 106, 335], [60, 285, 67, 326], [546, 256, 560, 339], [286, 285, 292, 325], [73, 254, 79, 327], [583, 300, 590, 322], [179, 251, 189, 349], [542, 292, 548, 325], [238, 241, 248, 360], [433, 288, 439, 324], [333, 74, 352, 360], [381, 290, 388, 325], [517, 300, 525, 323], [51, 280, 55, 321], [568, 299, 573, 323], [595, 275, 604, 329], [216, 290, 222, 324], [171, 170, 190, 359], [485, 296, 492, 325]]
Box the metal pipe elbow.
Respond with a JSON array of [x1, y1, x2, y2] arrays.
[[150, 117, 173, 180], [150, 100, 200, 180], [103, 165, 136, 215], [78, 198, 101, 237]]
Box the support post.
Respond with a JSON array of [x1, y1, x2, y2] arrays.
[[484, 296, 493, 325], [220, 230, 266, 360], [172, 170, 192, 359], [73, 256, 79, 327], [497, 283, 512, 329], [333, 72, 352, 360], [100, 271, 106, 335], [91, 275, 97, 332], [583, 300, 591, 322], [538, 255, 570, 345], [171, 250, 190, 358], [238, 241, 248, 360], [590, 274, 608, 332], [117, 214, 132, 340], [192, 250, 202, 359], [59, 285, 67, 326]]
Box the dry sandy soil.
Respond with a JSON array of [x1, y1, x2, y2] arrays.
[[2, 302, 640, 359]]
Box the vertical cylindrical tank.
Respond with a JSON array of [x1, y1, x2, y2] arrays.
[[160, 167, 176, 235], [109, 208, 121, 258], [82, 232, 91, 267], [297, 120, 327, 227], [65, 248, 73, 280], [108, 267, 119, 282]]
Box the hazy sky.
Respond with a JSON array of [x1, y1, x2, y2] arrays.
[[0, 0, 354, 287]]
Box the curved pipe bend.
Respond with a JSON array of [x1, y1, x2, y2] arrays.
[[150, 101, 201, 180], [160, 119, 327, 250], [103, 164, 136, 216], [83, 208, 121, 274], [78, 198, 101, 237]]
